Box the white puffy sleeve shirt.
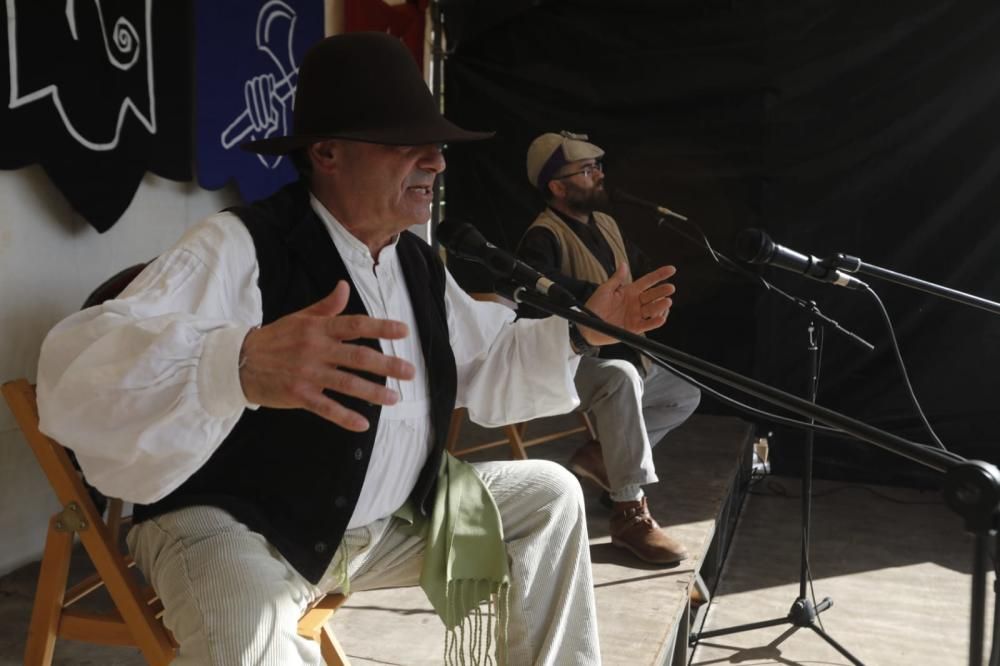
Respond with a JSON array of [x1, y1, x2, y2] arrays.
[[36, 204, 581, 525]]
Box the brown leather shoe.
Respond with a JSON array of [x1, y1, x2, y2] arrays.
[[610, 497, 688, 565], [568, 439, 610, 492]]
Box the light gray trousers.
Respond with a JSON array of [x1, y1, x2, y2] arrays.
[[127, 459, 600, 665], [573, 356, 701, 492]]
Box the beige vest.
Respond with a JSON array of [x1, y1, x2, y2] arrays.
[[528, 208, 651, 371], [528, 208, 632, 285]]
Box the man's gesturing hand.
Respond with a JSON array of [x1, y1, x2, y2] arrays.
[[581, 263, 677, 346], [238, 280, 416, 431]]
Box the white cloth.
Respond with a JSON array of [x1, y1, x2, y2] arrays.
[[37, 198, 581, 529]]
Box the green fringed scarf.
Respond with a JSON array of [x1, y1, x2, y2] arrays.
[[343, 453, 509, 664], [414, 453, 511, 665]]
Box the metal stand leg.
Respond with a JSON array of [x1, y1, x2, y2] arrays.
[[690, 319, 865, 665]]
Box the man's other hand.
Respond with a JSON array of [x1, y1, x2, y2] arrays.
[[581, 263, 676, 346]]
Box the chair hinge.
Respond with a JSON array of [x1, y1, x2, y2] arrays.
[[54, 501, 89, 533]]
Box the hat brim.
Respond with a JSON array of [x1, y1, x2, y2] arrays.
[[241, 118, 494, 155]]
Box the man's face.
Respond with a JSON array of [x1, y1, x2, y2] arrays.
[[552, 158, 608, 213], [328, 140, 445, 232]]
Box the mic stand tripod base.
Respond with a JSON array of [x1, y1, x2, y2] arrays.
[[691, 597, 831, 640], [690, 595, 860, 659], [688, 321, 865, 666]]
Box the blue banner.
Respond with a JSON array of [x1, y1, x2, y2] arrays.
[[195, 0, 323, 203]]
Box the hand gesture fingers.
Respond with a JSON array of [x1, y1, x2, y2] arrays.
[[324, 313, 409, 343], [238, 281, 416, 430], [617, 267, 676, 334], [582, 264, 679, 345], [305, 283, 409, 343], [628, 264, 677, 294], [291, 366, 406, 432]]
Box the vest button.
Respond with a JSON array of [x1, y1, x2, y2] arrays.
[[354, 447, 364, 460], [314, 541, 328, 554], [334, 496, 348, 509]]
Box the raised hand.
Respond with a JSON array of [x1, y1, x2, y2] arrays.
[[581, 263, 677, 346], [238, 280, 416, 431]]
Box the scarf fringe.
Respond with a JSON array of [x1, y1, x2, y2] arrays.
[[442, 579, 510, 666]]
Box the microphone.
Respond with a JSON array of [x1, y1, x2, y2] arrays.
[[735, 228, 868, 290], [611, 188, 689, 221], [436, 219, 582, 308]]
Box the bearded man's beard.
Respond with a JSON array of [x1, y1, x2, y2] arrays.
[[565, 184, 609, 214]]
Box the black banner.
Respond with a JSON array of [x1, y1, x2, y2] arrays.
[[1, 0, 192, 232]]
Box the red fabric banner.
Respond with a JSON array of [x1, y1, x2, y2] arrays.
[[344, 0, 428, 69]]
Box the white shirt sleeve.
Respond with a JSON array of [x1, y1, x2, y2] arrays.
[[36, 213, 262, 504], [446, 270, 582, 427]]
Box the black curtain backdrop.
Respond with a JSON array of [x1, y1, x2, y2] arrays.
[[441, 0, 1000, 487]]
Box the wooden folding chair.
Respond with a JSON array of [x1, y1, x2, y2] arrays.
[[445, 292, 599, 460], [2, 379, 349, 666], [446, 407, 597, 460]]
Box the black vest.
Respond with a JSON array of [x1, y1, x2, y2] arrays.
[[133, 181, 458, 583]]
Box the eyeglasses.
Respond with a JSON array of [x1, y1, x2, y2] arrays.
[[553, 161, 604, 180]]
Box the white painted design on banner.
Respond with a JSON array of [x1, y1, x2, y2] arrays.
[[6, 0, 156, 151], [220, 0, 299, 169]]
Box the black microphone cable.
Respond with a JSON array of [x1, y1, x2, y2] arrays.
[[732, 228, 950, 452], [536, 282, 967, 464], [580, 293, 912, 444], [859, 284, 949, 452], [636, 346, 967, 463], [576, 294, 963, 461], [574, 301, 848, 438]]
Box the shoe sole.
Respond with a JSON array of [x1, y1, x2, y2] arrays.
[[570, 463, 611, 493], [611, 537, 687, 566]]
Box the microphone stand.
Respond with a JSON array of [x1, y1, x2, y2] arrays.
[[648, 212, 874, 659], [693, 313, 866, 664], [500, 284, 1000, 666], [821, 252, 1000, 666]]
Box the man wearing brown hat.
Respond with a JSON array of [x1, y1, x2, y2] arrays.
[[37, 35, 679, 665], [517, 131, 701, 566]]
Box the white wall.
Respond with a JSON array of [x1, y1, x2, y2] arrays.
[[0, 0, 438, 575], [0, 167, 238, 575]]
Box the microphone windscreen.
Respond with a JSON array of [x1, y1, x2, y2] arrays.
[[436, 219, 485, 259], [735, 228, 771, 264]]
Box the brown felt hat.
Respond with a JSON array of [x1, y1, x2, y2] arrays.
[[242, 32, 493, 155]]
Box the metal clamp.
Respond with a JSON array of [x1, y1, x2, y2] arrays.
[[54, 501, 89, 533]]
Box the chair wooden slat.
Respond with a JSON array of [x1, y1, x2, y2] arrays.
[[59, 609, 135, 646], [447, 407, 596, 460]]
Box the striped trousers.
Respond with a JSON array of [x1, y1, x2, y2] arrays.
[[127, 459, 600, 665]]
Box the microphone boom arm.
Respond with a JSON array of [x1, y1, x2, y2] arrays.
[[504, 285, 956, 473], [825, 253, 1000, 316]]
